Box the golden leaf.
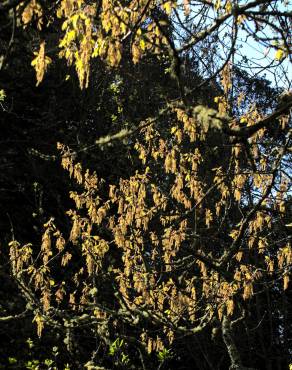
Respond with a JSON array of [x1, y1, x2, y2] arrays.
[[147, 338, 153, 353], [33, 313, 44, 337], [214, 0, 221, 11], [236, 251, 243, 262], [22, 0, 43, 29], [243, 283, 253, 300], [225, 0, 232, 13], [31, 42, 52, 86], [226, 298, 234, 316], [229, 229, 238, 240], [284, 274, 289, 290], [275, 49, 285, 61], [237, 15, 246, 24], [139, 38, 146, 51], [163, 1, 173, 15], [205, 209, 213, 228], [49, 279, 55, 286]]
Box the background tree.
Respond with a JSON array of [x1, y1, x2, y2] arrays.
[[0, 0, 291, 369]]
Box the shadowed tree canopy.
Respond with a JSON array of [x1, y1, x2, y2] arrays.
[[0, 1, 291, 369]]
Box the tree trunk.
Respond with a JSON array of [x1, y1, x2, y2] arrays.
[[222, 315, 256, 370]]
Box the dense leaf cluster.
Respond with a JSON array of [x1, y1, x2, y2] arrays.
[[0, 1, 291, 369]]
